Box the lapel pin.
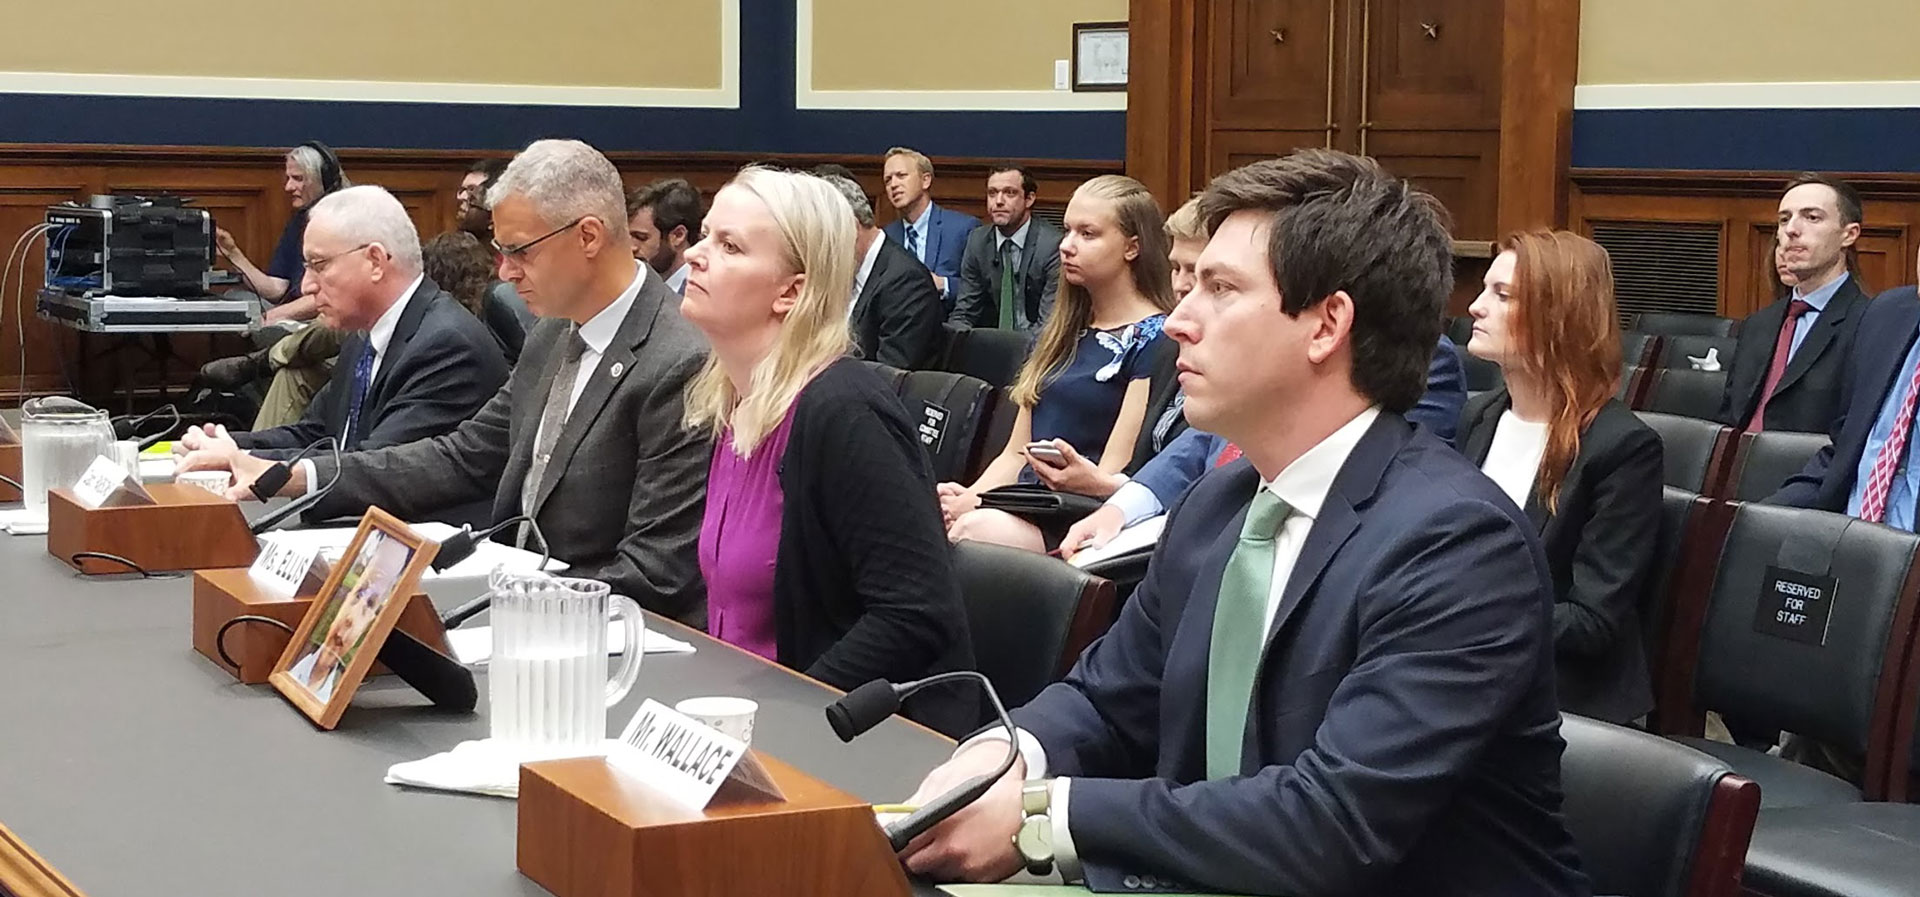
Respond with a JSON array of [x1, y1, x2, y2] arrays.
[[610, 361, 625, 378]]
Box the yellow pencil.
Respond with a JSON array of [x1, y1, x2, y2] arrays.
[[872, 804, 919, 814]]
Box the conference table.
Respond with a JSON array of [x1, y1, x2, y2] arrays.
[[0, 509, 957, 896]]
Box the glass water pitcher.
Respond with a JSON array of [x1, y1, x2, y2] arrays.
[[487, 568, 643, 757], [20, 397, 113, 513]]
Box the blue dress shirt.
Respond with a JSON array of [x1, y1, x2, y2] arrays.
[[1847, 323, 1920, 532], [1788, 272, 1848, 359]]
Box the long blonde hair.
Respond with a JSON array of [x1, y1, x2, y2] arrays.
[[682, 166, 856, 456], [1010, 175, 1175, 407]]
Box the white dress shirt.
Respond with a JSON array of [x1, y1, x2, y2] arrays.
[[290, 274, 422, 491], [850, 232, 886, 320], [664, 262, 689, 296], [964, 406, 1384, 882], [1480, 410, 1548, 506]]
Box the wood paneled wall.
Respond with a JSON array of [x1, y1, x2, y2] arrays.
[[1571, 168, 1920, 320], [0, 145, 1121, 400]]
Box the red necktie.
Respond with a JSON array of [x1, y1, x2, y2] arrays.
[[1859, 358, 1920, 522], [1214, 442, 1242, 467], [1749, 299, 1815, 433]]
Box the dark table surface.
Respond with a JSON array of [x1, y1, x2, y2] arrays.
[[0, 511, 956, 897]]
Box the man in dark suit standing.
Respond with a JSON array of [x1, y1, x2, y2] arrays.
[[882, 147, 979, 308], [176, 186, 509, 523], [901, 151, 1588, 896], [818, 172, 943, 369], [228, 140, 712, 626], [948, 164, 1063, 334], [1721, 174, 1869, 433]]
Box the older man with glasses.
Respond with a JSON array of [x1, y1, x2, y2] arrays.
[[229, 139, 713, 628], [177, 185, 510, 525]]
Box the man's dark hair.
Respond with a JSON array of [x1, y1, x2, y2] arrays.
[[1196, 149, 1452, 413], [626, 178, 706, 244], [987, 163, 1037, 196], [468, 158, 510, 192], [810, 163, 858, 182], [1783, 172, 1864, 227]]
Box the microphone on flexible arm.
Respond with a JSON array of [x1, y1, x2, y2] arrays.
[[110, 404, 181, 450], [249, 437, 341, 535], [826, 671, 1019, 852], [436, 515, 551, 629]]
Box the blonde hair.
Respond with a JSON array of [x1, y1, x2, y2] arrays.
[[1010, 175, 1176, 407], [1164, 194, 1206, 243], [885, 146, 934, 176], [682, 166, 857, 456]]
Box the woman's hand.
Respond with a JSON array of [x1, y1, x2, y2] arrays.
[[1026, 439, 1123, 498], [936, 482, 981, 527]]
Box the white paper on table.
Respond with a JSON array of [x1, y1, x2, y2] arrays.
[[444, 622, 696, 665], [1067, 514, 1166, 568], [138, 457, 176, 482], [384, 738, 618, 799], [1, 508, 48, 535], [255, 521, 566, 583]]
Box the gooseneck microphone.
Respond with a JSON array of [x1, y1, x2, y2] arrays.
[[825, 671, 1019, 852], [436, 516, 551, 629], [249, 437, 340, 535]]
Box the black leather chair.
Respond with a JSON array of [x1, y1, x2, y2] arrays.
[[1658, 503, 1920, 809], [1723, 430, 1831, 503], [1632, 312, 1739, 338], [1645, 487, 1712, 702], [896, 370, 995, 484], [1445, 315, 1475, 348], [1560, 714, 1759, 897], [1636, 411, 1732, 493], [860, 360, 910, 395], [1623, 330, 1662, 369], [1643, 369, 1729, 422], [1742, 803, 1920, 897], [1619, 364, 1649, 406], [952, 541, 1118, 711], [1661, 334, 1740, 371], [940, 328, 1031, 390], [1461, 351, 1503, 393]]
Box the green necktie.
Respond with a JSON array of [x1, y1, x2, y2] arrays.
[[1205, 489, 1291, 779], [997, 240, 1018, 330]]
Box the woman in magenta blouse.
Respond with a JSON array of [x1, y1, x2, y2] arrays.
[[678, 166, 976, 735]]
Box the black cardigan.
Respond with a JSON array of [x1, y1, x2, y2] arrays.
[[1459, 391, 1663, 724], [769, 357, 978, 736]]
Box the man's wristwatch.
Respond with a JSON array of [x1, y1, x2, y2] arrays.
[[1013, 779, 1055, 876]]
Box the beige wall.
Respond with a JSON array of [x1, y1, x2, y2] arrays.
[[8, 1, 724, 89], [1579, 0, 1920, 84], [811, 0, 1127, 91]]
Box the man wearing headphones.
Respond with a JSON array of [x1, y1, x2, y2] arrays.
[[201, 141, 351, 428]]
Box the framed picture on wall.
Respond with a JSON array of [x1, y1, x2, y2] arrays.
[[1072, 22, 1129, 92]]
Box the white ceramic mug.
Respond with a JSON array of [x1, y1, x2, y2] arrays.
[[176, 470, 232, 495], [674, 696, 758, 745]]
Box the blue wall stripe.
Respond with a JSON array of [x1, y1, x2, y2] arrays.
[[1572, 108, 1920, 172]]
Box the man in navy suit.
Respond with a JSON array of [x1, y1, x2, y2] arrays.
[[882, 147, 979, 308], [1773, 247, 1920, 531], [901, 151, 1588, 896]]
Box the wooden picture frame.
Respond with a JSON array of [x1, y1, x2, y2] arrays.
[[1071, 21, 1129, 93], [269, 507, 437, 729]]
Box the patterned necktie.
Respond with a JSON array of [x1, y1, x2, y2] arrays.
[[342, 348, 375, 447], [1859, 356, 1920, 523], [1214, 442, 1244, 467], [904, 224, 921, 262], [1206, 489, 1291, 779], [1750, 299, 1815, 433], [520, 326, 589, 523], [998, 239, 1018, 329]]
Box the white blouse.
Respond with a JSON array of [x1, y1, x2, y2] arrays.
[[1482, 410, 1550, 506]]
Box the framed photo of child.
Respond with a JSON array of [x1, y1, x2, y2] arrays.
[[269, 507, 437, 729]]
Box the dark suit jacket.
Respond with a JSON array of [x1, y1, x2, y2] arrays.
[[852, 237, 944, 370], [308, 267, 713, 626], [1015, 414, 1588, 896], [948, 218, 1064, 333], [1720, 275, 1868, 433], [236, 278, 508, 468], [1775, 285, 1920, 513], [1460, 392, 1663, 723], [773, 358, 977, 735], [883, 202, 978, 303]]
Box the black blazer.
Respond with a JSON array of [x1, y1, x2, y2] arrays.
[[1720, 274, 1868, 433], [237, 278, 508, 467], [948, 217, 1064, 333], [1015, 414, 1587, 895], [1460, 392, 1663, 723], [773, 358, 977, 735], [1776, 285, 1920, 513], [851, 237, 944, 370]]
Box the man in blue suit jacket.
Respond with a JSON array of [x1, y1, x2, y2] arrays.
[[1773, 282, 1920, 529], [902, 151, 1587, 896], [882, 147, 979, 307]]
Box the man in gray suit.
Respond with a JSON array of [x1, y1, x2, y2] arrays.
[[231, 139, 712, 626], [948, 163, 1063, 334]]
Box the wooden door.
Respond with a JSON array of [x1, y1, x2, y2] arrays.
[[1357, 0, 1503, 133], [1204, 0, 1342, 180]]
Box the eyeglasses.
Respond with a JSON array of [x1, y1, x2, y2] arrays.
[[303, 243, 373, 276], [493, 217, 585, 260]]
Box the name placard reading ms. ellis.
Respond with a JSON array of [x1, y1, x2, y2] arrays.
[[1753, 565, 1838, 647]]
